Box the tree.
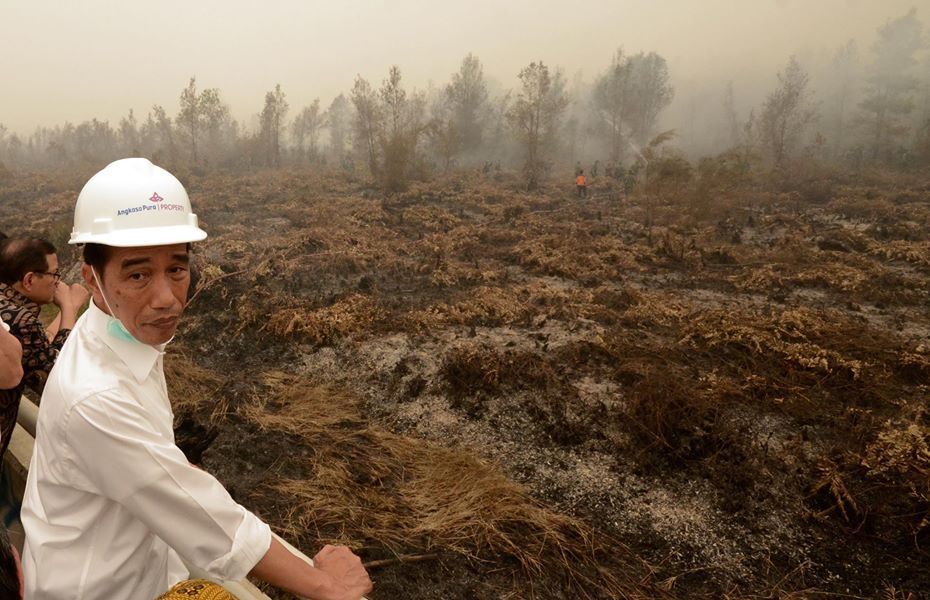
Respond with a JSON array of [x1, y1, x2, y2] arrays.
[[564, 115, 581, 167], [722, 81, 740, 148], [5, 134, 22, 169], [350, 76, 381, 176], [378, 66, 427, 191], [259, 84, 289, 167], [508, 61, 568, 190], [149, 105, 177, 164], [177, 78, 202, 164], [176, 77, 229, 166], [592, 49, 673, 162], [73, 119, 116, 164], [291, 98, 325, 163], [592, 49, 635, 163], [759, 56, 817, 167], [857, 9, 922, 161], [822, 40, 860, 156], [915, 112, 930, 165], [326, 94, 350, 162], [0, 124, 7, 167], [427, 92, 460, 170], [484, 92, 512, 164], [445, 53, 488, 156], [199, 88, 232, 166], [118, 109, 139, 156], [625, 52, 674, 146], [381, 66, 406, 138]]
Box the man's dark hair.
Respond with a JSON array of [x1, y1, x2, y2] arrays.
[[0, 237, 56, 285], [0, 527, 20, 598], [82, 243, 112, 276]]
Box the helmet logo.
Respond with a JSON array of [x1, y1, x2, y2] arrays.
[[116, 191, 183, 217]]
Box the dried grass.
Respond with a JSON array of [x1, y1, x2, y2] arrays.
[[164, 349, 227, 421], [243, 372, 659, 599], [264, 294, 382, 345], [676, 306, 897, 409], [8, 167, 930, 597]]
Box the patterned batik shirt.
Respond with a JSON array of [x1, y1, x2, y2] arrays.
[[0, 283, 70, 458]]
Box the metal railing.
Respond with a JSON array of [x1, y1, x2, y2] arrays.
[[16, 396, 37, 438]]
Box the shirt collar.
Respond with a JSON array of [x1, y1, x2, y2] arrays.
[[0, 283, 40, 318], [85, 301, 166, 384]]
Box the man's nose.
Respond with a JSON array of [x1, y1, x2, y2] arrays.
[[150, 275, 180, 309]]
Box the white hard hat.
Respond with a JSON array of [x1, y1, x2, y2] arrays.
[[69, 158, 207, 247]]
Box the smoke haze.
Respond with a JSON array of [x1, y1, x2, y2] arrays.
[[0, 0, 919, 135]]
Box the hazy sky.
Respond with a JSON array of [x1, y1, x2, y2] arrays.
[[0, 0, 921, 135]]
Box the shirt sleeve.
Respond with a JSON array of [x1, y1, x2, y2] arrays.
[[16, 313, 68, 396], [63, 390, 272, 582]]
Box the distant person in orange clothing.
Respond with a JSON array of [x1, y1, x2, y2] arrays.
[[575, 170, 587, 199]]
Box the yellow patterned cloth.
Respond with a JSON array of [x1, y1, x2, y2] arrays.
[[156, 579, 239, 600]]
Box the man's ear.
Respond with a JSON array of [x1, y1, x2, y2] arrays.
[[20, 272, 35, 292], [81, 264, 105, 309], [81, 264, 95, 289]]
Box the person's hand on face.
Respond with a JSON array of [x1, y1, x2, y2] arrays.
[[51, 279, 71, 308], [68, 283, 90, 309]]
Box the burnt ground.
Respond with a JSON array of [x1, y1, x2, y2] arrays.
[[2, 165, 929, 599]]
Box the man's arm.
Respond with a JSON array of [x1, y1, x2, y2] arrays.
[[17, 315, 64, 395], [19, 285, 88, 394], [65, 393, 370, 598], [44, 313, 62, 342], [0, 325, 22, 389], [46, 283, 89, 341], [250, 539, 371, 600]]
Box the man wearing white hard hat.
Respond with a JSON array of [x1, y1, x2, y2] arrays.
[[21, 159, 372, 600]]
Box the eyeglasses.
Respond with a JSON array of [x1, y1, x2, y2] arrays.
[[36, 270, 62, 282]]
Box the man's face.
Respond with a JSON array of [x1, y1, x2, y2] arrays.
[[84, 244, 190, 346], [23, 253, 59, 305]]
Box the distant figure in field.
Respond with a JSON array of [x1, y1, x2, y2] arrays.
[[591, 160, 600, 179], [576, 170, 587, 199], [574, 161, 582, 177]]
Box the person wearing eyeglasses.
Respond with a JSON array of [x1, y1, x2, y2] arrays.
[[0, 237, 90, 459]]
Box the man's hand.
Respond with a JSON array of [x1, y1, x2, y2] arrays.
[[249, 537, 373, 600], [53, 282, 88, 309], [311, 545, 372, 600], [52, 282, 72, 309], [68, 283, 91, 309], [49, 283, 90, 338]]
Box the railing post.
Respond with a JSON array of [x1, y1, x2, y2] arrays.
[[17, 398, 38, 438]]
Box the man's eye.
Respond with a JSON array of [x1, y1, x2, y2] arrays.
[[128, 273, 145, 281]]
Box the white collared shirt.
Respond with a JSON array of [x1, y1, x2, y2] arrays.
[[21, 302, 271, 599]]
